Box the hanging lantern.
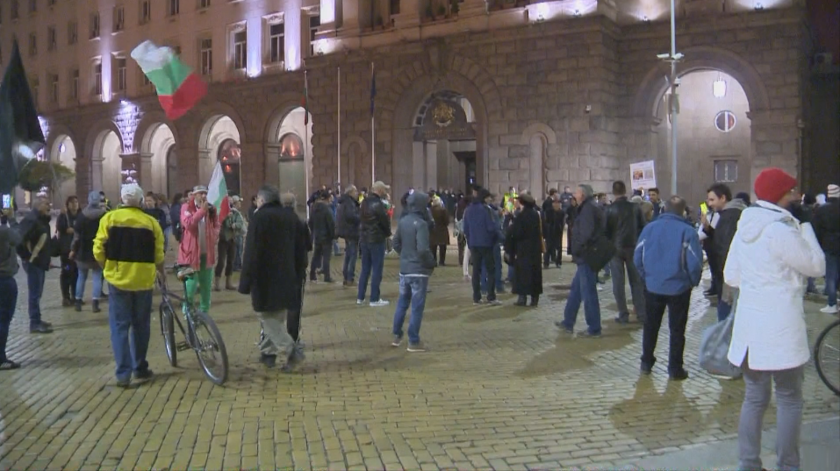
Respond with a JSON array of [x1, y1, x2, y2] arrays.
[[713, 75, 727, 98]]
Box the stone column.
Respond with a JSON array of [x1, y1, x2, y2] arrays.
[[119, 153, 141, 189], [412, 141, 425, 190], [139, 153, 153, 190], [90, 155, 104, 192], [264, 143, 281, 192], [342, 0, 362, 32], [425, 141, 438, 190], [239, 141, 265, 200]]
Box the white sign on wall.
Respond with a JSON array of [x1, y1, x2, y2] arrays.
[[630, 160, 657, 191]]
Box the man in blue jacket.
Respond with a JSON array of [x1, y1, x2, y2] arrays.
[[463, 188, 503, 305], [634, 195, 702, 381]]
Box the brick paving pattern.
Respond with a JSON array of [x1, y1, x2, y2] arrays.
[[0, 251, 837, 470]]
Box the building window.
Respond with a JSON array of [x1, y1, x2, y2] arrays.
[[233, 30, 246, 70], [47, 26, 56, 51], [268, 23, 284, 64], [11, 0, 20, 20], [309, 14, 320, 56], [93, 62, 102, 96], [29, 0, 37, 14], [31, 77, 39, 106], [49, 73, 59, 103], [280, 133, 303, 159], [390, 0, 400, 15], [114, 6, 124, 31], [167, 0, 179, 17], [714, 160, 738, 183], [199, 0, 211, 8], [68, 21, 77, 44], [200, 38, 213, 76], [115, 57, 126, 92], [29, 32, 37, 56], [714, 110, 736, 133], [139, 0, 151, 24], [90, 12, 100, 39], [70, 68, 79, 99]]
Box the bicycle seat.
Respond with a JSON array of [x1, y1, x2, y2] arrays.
[[177, 267, 196, 281]]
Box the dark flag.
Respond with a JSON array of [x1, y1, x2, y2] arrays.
[[0, 40, 46, 194]]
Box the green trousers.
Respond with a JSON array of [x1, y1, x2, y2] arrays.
[[185, 254, 213, 312]]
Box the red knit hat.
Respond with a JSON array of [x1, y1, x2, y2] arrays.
[[754, 168, 797, 203]]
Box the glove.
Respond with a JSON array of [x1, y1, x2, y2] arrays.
[[788, 203, 811, 224]]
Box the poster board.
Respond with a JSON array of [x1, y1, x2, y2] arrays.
[[630, 160, 656, 192]]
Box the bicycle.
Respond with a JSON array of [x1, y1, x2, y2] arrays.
[[156, 265, 229, 385], [814, 318, 840, 396]]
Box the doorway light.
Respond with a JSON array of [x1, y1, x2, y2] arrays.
[[713, 75, 727, 98]]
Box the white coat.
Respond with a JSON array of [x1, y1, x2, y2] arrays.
[[725, 200, 825, 371]]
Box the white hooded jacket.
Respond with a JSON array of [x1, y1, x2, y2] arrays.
[[725, 200, 825, 371]]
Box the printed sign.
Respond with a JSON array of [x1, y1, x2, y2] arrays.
[[630, 160, 657, 192]]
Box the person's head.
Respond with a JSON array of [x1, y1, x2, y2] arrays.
[[552, 199, 562, 211], [99, 191, 106, 198], [144, 194, 157, 208], [256, 185, 280, 208], [319, 190, 331, 201], [345, 184, 358, 199], [754, 167, 798, 208], [33, 197, 51, 215], [706, 183, 732, 211], [66, 195, 79, 213], [371, 181, 390, 197], [280, 192, 296, 208], [548, 188, 557, 197], [120, 183, 145, 208], [597, 193, 607, 204], [802, 193, 817, 206], [517, 194, 536, 208], [478, 188, 493, 205], [574, 184, 593, 204], [192, 185, 208, 205], [666, 195, 687, 216], [171, 193, 183, 205], [828, 184, 840, 201], [231, 195, 242, 209], [648, 187, 660, 203], [564, 186, 571, 194], [612, 180, 627, 197], [735, 192, 751, 206], [87, 191, 102, 208]]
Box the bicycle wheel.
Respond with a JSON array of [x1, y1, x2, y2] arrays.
[[191, 311, 229, 385], [159, 301, 177, 367], [814, 319, 840, 397]]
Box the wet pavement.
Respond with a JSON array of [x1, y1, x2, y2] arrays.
[[0, 250, 838, 470]]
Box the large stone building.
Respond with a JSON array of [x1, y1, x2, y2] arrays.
[[1, 0, 831, 210]]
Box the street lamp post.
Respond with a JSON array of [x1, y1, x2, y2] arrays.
[[659, 0, 683, 197]]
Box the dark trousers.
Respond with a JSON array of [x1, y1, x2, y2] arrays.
[[433, 245, 447, 266], [310, 241, 333, 281], [287, 309, 301, 342], [543, 238, 561, 267], [641, 290, 691, 373], [471, 246, 496, 302], [24, 262, 45, 327], [342, 238, 358, 282], [0, 276, 18, 362], [59, 254, 78, 300], [457, 235, 466, 266], [215, 238, 236, 277], [706, 249, 720, 293]]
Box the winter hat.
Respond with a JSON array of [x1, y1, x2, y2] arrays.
[[192, 185, 208, 194], [828, 184, 840, 199], [87, 191, 102, 208], [754, 168, 797, 203]]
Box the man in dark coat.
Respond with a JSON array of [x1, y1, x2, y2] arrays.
[[16, 197, 53, 334], [556, 185, 604, 337], [543, 197, 565, 268], [308, 190, 336, 283], [605, 180, 647, 324], [336, 185, 361, 287], [240, 186, 308, 370], [812, 183, 839, 313], [506, 194, 543, 306], [463, 188, 503, 305], [357, 181, 392, 307], [702, 183, 747, 320]]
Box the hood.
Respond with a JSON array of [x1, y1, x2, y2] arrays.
[[82, 206, 106, 219], [406, 191, 429, 214], [736, 200, 796, 244], [724, 198, 749, 212]]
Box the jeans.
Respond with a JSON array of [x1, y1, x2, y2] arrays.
[[23, 262, 45, 327], [342, 238, 358, 282], [826, 254, 839, 307], [562, 263, 602, 334], [233, 234, 244, 271], [0, 276, 18, 362], [164, 227, 171, 253], [358, 241, 386, 302], [641, 290, 691, 373], [59, 254, 78, 300], [471, 246, 497, 302], [108, 287, 153, 382], [310, 241, 333, 281], [76, 265, 104, 301], [185, 255, 213, 312], [610, 247, 646, 321], [738, 357, 804, 471], [392, 275, 429, 344], [480, 244, 504, 293]]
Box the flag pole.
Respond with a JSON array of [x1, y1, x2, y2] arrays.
[[370, 62, 375, 184], [337, 66, 341, 189]]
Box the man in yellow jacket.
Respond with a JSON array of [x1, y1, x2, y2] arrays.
[[94, 183, 166, 388]]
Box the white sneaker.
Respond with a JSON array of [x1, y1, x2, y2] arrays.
[[370, 299, 390, 307], [356, 299, 364, 305], [819, 305, 838, 314]]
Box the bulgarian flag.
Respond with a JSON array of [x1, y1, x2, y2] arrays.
[[207, 161, 230, 222], [131, 40, 207, 121]]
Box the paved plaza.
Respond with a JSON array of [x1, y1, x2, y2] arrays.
[[0, 252, 838, 470]]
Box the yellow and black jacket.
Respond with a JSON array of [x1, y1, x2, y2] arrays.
[[94, 206, 164, 291]]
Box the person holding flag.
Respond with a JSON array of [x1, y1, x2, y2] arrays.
[[178, 185, 220, 313]]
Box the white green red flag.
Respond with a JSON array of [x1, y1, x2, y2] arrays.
[[207, 161, 230, 221], [130, 40, 207, 121]]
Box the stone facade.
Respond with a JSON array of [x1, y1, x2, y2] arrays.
[[38, 7, 810, 205]]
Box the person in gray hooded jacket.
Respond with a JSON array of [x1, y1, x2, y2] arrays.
[[0, 207, 22, 369], [390, 191, 436, 352]]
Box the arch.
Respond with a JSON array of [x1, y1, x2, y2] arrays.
[[194, 102, 248, 146], [528, 134, 548, 198], [197, 114, 243, 186], [135, 110, 180, 153], [47, 134, 78, 207], [84, 119, 124, 160], [632, 46, 771, 118], [265, 105, 313, 208], [341, 135, 368, 156], [263, 94, 314, 145], [88, 129, 124, 203], [139, 122, 176, 196], [520, 122, 557, 146]]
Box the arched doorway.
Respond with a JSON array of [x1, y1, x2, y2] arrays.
[[652, 70, 752, 204], [218, 139, 242, 196], [49, 135, 77, 207], [166, 145, 179, 198], [139, 123, 176, 197], [198, 115, 242, 190], [90, 130, 123, 204], [266, 106, 312, 216]]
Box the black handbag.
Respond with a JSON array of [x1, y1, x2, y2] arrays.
[[581, 235, 616, 272]]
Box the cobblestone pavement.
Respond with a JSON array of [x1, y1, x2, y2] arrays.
[[0, 250, 838, 470]]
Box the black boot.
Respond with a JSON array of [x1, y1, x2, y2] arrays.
[[514, 295, 527, 306], [92, 300, 101, 313], [530, 295, 539, 307], [74, 299, 82, 312]]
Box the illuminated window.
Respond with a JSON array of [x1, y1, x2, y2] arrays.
[[90, 12, 100, 39], [49, 73, 59, 103], [269, 23, 284, 64], [714, 160, 738, 183], [47, 25, 56, 51], [139, 0, 151, 24], [115, 57, 127, 92], [714, 110, 736, 133], [200, 38, 213, 76], [309, 14, 319, 56], [280, 133, 304, 160], [114, 5, 125, 31], [68, 21, 77, 44], [167, 0, 179, 17], [93, 61, 102, 96], [29, 32, 37, 56], [217, 139, 241, 195], [233, 30, 247, 70]]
